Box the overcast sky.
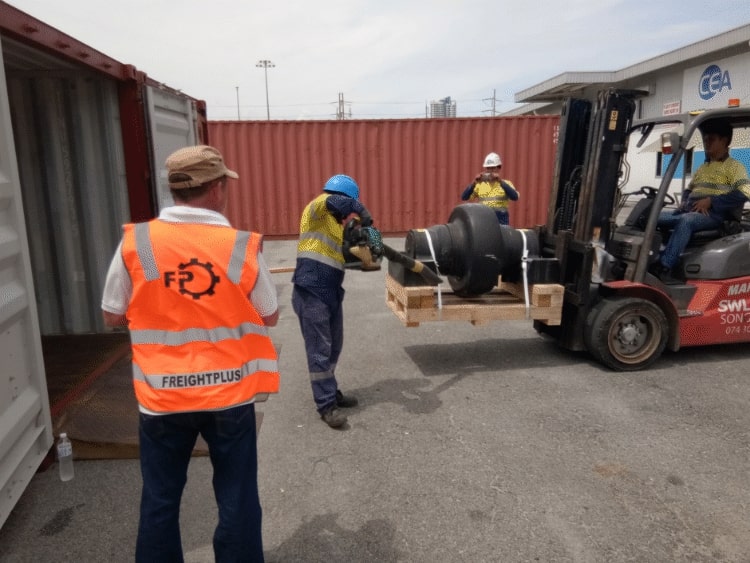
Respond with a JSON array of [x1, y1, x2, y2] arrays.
[[9, 0, 750, 120]]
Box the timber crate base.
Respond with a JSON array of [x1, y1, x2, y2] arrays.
[[385, 274, 563, 327]]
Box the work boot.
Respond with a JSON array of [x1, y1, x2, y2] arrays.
[[657, 266, 683, 285], [336, 390, 358, 408], [320, 406, 347, 428]]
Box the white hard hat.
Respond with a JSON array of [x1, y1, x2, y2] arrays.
[[483, 152, 502, 168]]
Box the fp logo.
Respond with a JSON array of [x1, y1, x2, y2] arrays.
[[164, 258, 221, 300], [699, 64, 732, 101]]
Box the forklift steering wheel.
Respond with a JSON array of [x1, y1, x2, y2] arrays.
[[639, 186, 675, 205]]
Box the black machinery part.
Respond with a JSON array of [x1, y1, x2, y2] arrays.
[[403, 204, 552, 297]]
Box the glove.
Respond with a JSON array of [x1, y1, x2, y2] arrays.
[[343, 218, 366, 246], [359, 207, 373, 227], [362, 226, 384, 258]]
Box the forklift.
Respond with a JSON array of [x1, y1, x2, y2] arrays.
[[387, 89, 750, 371]]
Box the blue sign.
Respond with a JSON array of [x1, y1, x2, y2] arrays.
[[662, 149, 750, 179], [699, 64, 732, 100]]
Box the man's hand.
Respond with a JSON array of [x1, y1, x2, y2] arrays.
[[691, 197, 712, 215], [103, 311, 128, 327], [475, 172, 499, 183]]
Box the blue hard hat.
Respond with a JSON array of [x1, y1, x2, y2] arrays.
[[323, 174, 359, 200]]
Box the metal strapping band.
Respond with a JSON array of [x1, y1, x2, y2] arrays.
[[423, 230, 442, 314], [519, 230, 530, 319]]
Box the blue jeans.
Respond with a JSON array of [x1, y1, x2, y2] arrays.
[[136, 403, 263, 563], [657, 210, 721, 268], [493, 209, 510, 226], [291, 284, 344, 413]]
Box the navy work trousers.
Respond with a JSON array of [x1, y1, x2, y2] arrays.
[[136, 403, 263, 563], [292, 284, 344, 413]]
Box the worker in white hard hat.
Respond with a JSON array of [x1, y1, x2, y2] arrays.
[[460, 151, 519, 225]]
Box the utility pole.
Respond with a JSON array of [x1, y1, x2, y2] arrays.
[[335, 93, 351, 120], [483, 89, 499, 116], [235, 86, 240, 120], [255, 59, 275, 120]]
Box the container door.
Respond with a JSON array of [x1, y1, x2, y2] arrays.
[[145, 85, 198, 212], [0, 39, 53, 529]]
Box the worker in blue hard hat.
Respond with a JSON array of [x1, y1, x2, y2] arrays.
[[292, 174, 377, 429]]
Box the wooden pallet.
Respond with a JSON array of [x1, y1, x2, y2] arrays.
[[385, 274, 563, 327]]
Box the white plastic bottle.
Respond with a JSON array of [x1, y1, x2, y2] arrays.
[[57, 433, 74, 482]]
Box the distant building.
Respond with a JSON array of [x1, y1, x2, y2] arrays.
[[507, 23, 750, 118], [505, 23, 750, 216], [429, 96, 456, 118]]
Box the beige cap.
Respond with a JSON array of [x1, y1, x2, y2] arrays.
[[166, 145, 239, 189]]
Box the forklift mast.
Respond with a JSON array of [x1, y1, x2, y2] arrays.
[[538, 89, 643, 350]]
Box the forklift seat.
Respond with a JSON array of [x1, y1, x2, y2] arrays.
[[687, 213, 750, 247]]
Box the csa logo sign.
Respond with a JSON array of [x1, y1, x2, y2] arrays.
[[699, 64, 732, 101]]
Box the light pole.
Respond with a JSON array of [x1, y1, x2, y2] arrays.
[[256, 59, 275, 120]]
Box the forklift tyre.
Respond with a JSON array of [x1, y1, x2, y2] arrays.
[[584, 297, 667, 371]]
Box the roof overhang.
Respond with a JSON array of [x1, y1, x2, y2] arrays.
[[515, 23, 750, 103], [515, 72, 617, 102]]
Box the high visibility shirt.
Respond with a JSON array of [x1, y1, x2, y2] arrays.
[[297, 193, 345, 271], [687, 157, 750, 221], [470, 180, 516, 211], [121, 220, 279, 414]]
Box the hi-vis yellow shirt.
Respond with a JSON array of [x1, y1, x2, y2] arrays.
[[121, 220, 279, 414], [470, 180, 516, 210], [297, 193, 345, 270], [689, 157, 750, 199]]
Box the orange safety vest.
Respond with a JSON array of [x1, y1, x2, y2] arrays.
[[121, 220, 279, 414]]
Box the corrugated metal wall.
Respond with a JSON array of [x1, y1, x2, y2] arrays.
[[208, 116, 559, 237]]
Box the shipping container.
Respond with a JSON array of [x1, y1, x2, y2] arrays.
[[0, 1, 205, 528], [0, 0, 559, 529], [208, 115, 559, 238]]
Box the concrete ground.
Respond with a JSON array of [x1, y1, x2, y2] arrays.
[[2, 238, 750, 562]]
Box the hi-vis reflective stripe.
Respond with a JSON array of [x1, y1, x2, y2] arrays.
[[135, 223, 159, 281], [298, 231, 344, 270], [227, 231, 250, 284], [300, 231, 341, 253], [134, 223, 251, 284], [133, 358, 279, 389], [478, 196, 505, 202], [297, 251, 344, 270], [130, 322, 269, 346]]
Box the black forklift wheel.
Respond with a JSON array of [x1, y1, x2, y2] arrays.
[[583, 297, 668, 371]]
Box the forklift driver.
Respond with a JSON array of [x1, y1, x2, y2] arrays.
[[655, 118, 750, 284]]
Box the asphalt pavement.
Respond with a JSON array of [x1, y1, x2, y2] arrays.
[[2, 238, 750, 562]]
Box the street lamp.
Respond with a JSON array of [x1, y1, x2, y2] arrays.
[[256, 59, 275, 120]]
